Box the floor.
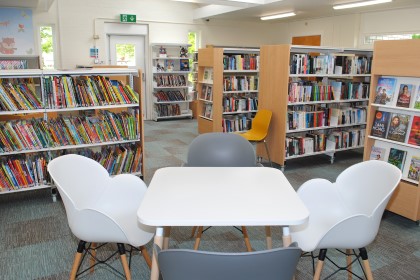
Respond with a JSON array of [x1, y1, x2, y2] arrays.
[[0, 119, 419, 279]]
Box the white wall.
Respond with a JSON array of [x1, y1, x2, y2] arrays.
[[31, 2, 420, 68], [268, 14, 360, 48]]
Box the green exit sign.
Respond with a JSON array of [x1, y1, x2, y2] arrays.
[[120, 14, 136, 23]]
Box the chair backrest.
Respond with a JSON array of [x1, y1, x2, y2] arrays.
[[156, 244, 302, 280], [320, 160, 402, 248], [185, 132, 257, 167], [336, 160, 401, 217], [47, 154, 110, 211], [250, 109, 272, 139]]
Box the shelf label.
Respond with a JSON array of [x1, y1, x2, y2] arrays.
[[120, 14, 136, 23]]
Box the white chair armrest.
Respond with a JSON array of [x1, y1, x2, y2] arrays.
[[297, 178, 343, 213], [320, 214, 375, 249], [70, 208, 127, 243]]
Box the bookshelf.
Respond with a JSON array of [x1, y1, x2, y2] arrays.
[[0, 68, 144, 194], [197, 47, 260, 134], [190, 51, 198, 119], [258, 45, 372, 168], [363, 39, 420, 223], [151, 43, 193, 121]]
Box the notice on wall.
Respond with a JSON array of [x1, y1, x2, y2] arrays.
[[0, 8, 34, 55]]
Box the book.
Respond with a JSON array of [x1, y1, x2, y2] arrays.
[[407, 155, 420, 181], [371, 110, 391, 138], [387, 147, 407, 171], [373, 77, 397, 105], [395, 83, 415, 108], [413, 85, 420, 109], [408, 115, 420, 146], [369, 146, 386, 160], [386, 113, 410, 142]]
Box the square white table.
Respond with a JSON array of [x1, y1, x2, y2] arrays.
[[137, 166, 309, 280]]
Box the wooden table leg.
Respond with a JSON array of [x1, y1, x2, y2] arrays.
[[163, 226, 171, 249], [150, 227, 164, 280], [265, 226, 272, 249]]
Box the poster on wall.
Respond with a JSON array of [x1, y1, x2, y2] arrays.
[[0, 8, 34, 56]]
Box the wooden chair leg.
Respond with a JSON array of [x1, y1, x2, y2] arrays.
[[193, 226, 204, 250], [70, 240, 86, 280], [163, 226, 171, 249], [346, 249, 352, 280], [90, 242, 97, 273], [118, 243, 131, 280], [265, 226, 272, 249], [313, 249, 327, 280], [140, 245, 152, 269], [359, 247, 374, 280], [190, 226, 197, 238], [241, 226, 252, 252]]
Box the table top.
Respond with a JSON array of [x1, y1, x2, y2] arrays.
[[137, 167, 309, 227]]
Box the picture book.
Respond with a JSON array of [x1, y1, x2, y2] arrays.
[[371, 110, 390, 138], [407, 155, 420, 181], [408, 115, 420, 146], [180, 59, 189, 71], [413, 85, 420, 109], [386, 112, 410, 143], [395, 83, 415, 108], [387, 147, 407, 171], [373, 77, 397, 105], [369, 146, 386, 161]]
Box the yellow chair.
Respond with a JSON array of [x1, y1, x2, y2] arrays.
[[238, 109, 273, 167]]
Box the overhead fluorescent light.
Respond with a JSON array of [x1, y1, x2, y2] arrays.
[[333, 0, 392, 10], [260, 12, 296, 21]]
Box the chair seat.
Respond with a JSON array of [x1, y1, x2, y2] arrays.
[[239, 131, 265, 142]]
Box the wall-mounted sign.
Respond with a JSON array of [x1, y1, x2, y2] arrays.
[[120, 14, 136, 23]]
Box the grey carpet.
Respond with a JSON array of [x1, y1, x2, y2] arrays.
[[0, 119, 418, 279]]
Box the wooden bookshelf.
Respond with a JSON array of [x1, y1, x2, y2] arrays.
[[0, 68, 144, 194], [197, 47, 260, 134], [363, 39, 420, 223], [258, 44, 372, 168]]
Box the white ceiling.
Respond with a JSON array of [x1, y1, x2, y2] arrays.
[[173, 0, 420, 21], [0, 0, 54, 11]]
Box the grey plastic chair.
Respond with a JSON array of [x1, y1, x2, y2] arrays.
[[155, 243, 302, 280], [184, 132, 260, 251], [184, 132, 258, 167]]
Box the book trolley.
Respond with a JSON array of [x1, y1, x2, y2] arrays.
[[0, 68, 144, 197]]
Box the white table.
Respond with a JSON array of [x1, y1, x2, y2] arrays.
[[137, 167, 309, 280]]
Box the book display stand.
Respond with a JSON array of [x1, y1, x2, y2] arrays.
[[363, 39, 420, 223]]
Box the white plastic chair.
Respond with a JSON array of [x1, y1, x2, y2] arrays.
[[47, 154, 155, 280], [290, 160, 402, 280]]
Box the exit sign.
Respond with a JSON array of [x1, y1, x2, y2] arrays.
[[120, 14, 136, 23]]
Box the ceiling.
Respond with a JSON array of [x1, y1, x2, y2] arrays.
[[173, 0, 420, 22], [0, 0, 54, 11]]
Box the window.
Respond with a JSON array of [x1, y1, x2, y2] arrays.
[[188, 31, 198, 83], [364, 33, 417, 44], [40, 25, 55, 69], [116, 44, 136, 66]]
